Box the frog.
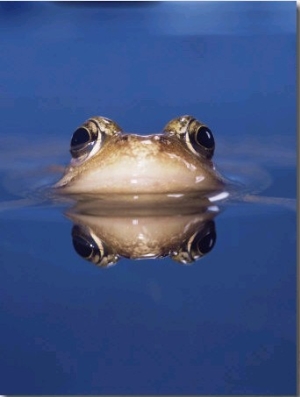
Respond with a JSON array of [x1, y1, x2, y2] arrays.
[[54, 115, 227, 199], [0, 115, 294, 213]]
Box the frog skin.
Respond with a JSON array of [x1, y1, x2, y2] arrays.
[[54, 115, 225, 196]]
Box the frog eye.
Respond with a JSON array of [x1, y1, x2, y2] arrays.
[[163, 115, 215, 160], [191, 126, 215, 152], [70, 116, 122, 161], [71, 225, 118, 267], [186, 120, 215, 159], [70, 126, 98, 159]]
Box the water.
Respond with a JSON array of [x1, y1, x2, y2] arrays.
[[0, 2, 296, 394]]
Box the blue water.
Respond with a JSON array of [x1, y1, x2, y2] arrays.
[[0, 2, 296, 394]]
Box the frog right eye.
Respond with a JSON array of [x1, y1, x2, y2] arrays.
[[70, 116, 123, 162], [70, 126, 98, 159]]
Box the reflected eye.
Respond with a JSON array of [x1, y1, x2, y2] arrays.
[[170, 220, 217, 265], [190, 225, 216, 259], [70, 126, 98, 159], [73, 235, 97, 259], [71, 225, 118, 267]]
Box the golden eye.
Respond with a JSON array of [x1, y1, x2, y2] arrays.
[[70, 116, 122, 161], [186, 119, 215, 159], [70, 126, 98, 159], [163, 115, 215, 160], [193, 126, 214, 151]]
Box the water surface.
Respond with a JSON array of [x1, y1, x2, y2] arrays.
[[0, 2, 296, 394]]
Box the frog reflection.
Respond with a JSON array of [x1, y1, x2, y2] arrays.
[[55, 115, 226, 199], [66, 203, 218, 267]]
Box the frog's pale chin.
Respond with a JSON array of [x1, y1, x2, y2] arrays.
[[55, 161, 224, 195]]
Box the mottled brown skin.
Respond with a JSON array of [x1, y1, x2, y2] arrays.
[[55, 115, 225, 196]]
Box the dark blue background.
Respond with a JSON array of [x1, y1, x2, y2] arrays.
[[0, 2, 296, 394]]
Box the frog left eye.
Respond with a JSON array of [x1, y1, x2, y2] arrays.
[[192, 126, 215, 151], [186, 120, 215, 159], [163, 115, 215, 160]]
